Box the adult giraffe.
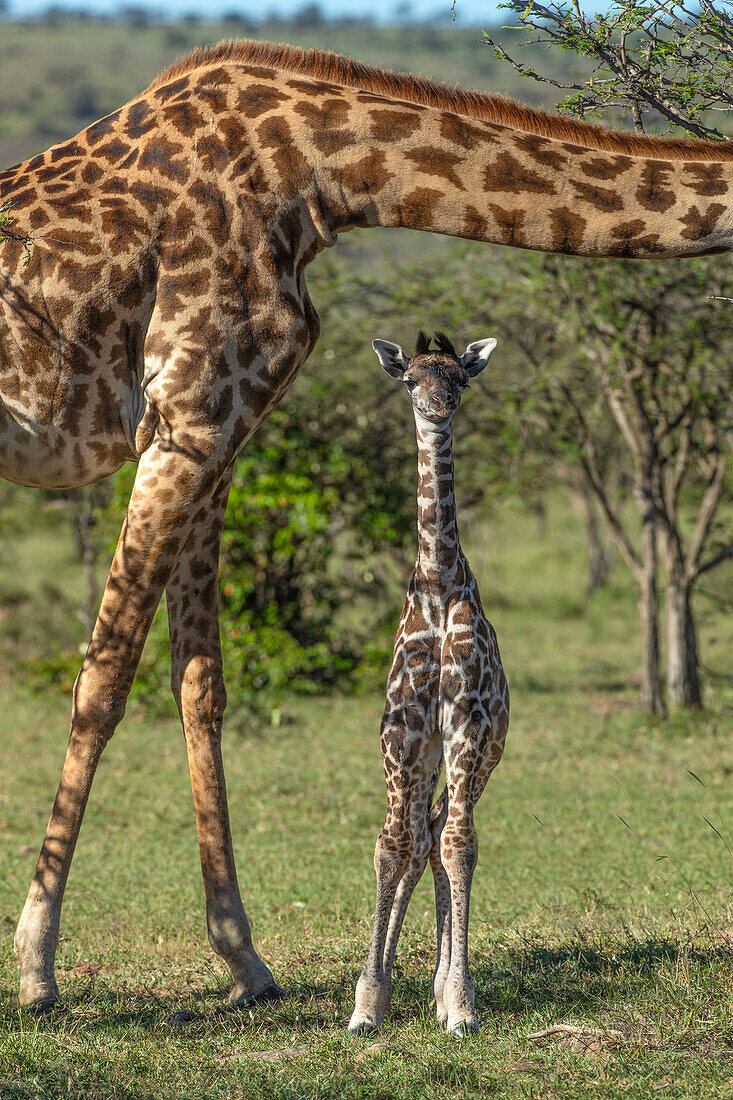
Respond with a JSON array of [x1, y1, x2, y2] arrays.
[[2, 40, 732, 1016]]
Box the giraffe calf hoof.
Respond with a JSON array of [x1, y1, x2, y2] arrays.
[[230, 981, 284, 1008], [348, 1019, 380, 1037], [447, 1015, 479, 1038]]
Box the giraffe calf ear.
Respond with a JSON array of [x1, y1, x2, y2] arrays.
[[460, 338, 497, 378], [372, 339, 408, 378]]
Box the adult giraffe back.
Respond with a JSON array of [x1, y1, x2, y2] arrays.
[[2, 40, 732, 1018]]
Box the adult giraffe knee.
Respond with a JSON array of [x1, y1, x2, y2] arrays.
[[72, 662, 130, 747], [176, 656, 228, 743]]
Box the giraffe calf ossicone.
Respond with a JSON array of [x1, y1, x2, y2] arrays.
[[350, 331, 510, 1038]]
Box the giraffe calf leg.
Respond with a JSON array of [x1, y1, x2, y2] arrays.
[[351, 721, 442, 1035], [382, 827, 431, 976], [428, 790, 451, 1024], [349, 827, 411, 1034], [440, 815, 480, 1037]]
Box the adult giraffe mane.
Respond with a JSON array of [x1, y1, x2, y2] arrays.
[[147, 38, 733, 163]]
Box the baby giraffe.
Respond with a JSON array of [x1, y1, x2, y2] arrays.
[[349, 331, 510, 1038]]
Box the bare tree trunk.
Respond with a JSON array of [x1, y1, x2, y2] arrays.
[[68, 484, 111, 641], [666, 569, 702, 709], [530, 497, 547, 539], [575, 458, 666, 715], [640, 576, 665, 716], [637, 484, 666, 717], [73, 492, 99, 640], [568, 478, 614, 591], [660, 449, 728, 711]]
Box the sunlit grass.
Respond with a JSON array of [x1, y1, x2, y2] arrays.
[[2, 496, 733, 1097]]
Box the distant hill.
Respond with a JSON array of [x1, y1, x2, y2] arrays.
[[0, 16, 581, 168]]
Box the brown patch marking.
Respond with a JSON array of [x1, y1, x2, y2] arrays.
[[549, 207, 587, 253], [571, 178, 623, 213], [679, 202, 726, 240], [488, 203, 527, 247], [404, 146, 465, 191], [635, 161, 676, 213], [484, 152, 556, 195]]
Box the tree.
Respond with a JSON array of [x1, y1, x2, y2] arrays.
[[484, 0, 733, 711], [67, 483, 112, 641], [560, 469, 616, 592], [292, 3, 325, 28], [493, 253, 733, 714], [483, 0, 733, 138]]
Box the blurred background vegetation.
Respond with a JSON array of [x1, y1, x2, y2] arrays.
[[0, 3, 731, 724]]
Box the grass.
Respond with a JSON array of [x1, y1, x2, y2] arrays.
[[2, 497, 733, 1098]]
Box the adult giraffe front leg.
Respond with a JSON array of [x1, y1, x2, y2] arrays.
[[166, 467, 280, 1006], [14, 426, 237, 1013]]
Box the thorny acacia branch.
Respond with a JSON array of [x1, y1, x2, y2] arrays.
[[483, 0, 733, 138], [0, 201, 33, 265]]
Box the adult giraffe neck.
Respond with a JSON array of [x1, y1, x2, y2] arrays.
[[306, 92, 733, 259], [414, 412, 461, 581], [5, 41, 733, 280]]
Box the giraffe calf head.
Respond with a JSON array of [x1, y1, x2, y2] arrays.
[[372, 331, 497, 424]]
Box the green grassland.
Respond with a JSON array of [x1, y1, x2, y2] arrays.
[[2, 496, 733, 1099]]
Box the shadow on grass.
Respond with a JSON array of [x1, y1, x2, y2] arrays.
[[7, 938, 732, 1036], [473, 938, 732, 1016], [4, 978, 352, 1035], [0, 1084, 153, 1100], [391, 937, 733, 1021]]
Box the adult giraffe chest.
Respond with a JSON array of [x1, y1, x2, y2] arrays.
[[0, 248, 158, 487], [0, 120, 320, 490]]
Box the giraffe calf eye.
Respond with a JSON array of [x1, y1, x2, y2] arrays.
[[405, 379, 416, 391]]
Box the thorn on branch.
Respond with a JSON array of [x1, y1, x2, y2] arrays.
[[0, 201, 34, 267]]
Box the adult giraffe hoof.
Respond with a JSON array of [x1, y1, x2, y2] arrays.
[[21, 995, 59, 1017], [446, 1015, 479, 1038], [18, 972, 60, 1016], [230, 980, 285, 1008]]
